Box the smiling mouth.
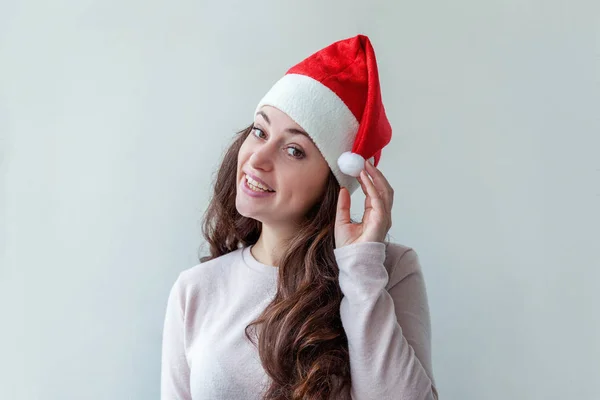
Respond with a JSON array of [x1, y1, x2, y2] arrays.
[[244, 174, 275, 193]]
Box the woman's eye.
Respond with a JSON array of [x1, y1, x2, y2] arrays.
[[287, 147, 305, 159], [252, 127, 266, 139], [252, 127, 304, 159]]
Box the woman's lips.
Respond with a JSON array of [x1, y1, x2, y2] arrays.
[[243, 171, 275, 191], [241, 175, 276, 198]]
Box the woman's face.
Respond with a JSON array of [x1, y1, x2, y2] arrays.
[[236, 106, 330, 226]]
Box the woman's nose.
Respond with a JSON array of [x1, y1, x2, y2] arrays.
[[249, 144, 276, 170]]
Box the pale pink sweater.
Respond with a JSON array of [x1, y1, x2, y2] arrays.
[[161, 241, 439, 399]]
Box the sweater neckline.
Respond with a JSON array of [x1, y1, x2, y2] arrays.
[[242, 245, 279, 274]]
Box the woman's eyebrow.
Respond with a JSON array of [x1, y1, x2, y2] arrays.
[[284, 127, 310, 139], [256, 110, 271, 124], [256, 111, 311, 139]]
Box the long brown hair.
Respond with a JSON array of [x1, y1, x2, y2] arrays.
[[200, 124, 353, 399]]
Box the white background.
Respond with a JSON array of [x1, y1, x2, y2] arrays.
[[1, 0, 599, 399]]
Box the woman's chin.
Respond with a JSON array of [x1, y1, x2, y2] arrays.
[[235, 203, 265, 222]]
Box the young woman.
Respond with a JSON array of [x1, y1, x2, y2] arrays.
[[161, 35, 439, 400]]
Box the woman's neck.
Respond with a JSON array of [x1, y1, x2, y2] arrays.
[[252, 223, 297, 267]]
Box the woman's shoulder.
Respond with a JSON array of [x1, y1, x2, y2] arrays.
[[176, 247, 245, 290]]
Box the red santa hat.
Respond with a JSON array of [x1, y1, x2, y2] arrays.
[[254, 34, 392, 195]]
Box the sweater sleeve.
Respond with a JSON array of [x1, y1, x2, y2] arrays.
[[161, 273, 192, 400], [334, 242, 439, 400]]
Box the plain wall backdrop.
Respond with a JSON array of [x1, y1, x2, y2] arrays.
[[1, 0, 599, 399]]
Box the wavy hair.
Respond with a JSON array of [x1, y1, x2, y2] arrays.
[[199, 124, 353, 399]]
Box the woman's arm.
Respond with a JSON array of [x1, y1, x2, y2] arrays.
[[161, 274, 192, 400], [334, 241, 439, 400]]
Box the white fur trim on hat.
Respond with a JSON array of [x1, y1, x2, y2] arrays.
[[255, 73, 361, 194]]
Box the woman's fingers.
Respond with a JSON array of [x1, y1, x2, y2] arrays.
[[336, 187, 352, 225], [365, 159, 393, 193], [356, 171, 372, 210], [364, 160, 394, 214], [360, 169, 386, 217]]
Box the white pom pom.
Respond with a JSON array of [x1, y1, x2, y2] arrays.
[[337, 151, 365, 177]]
